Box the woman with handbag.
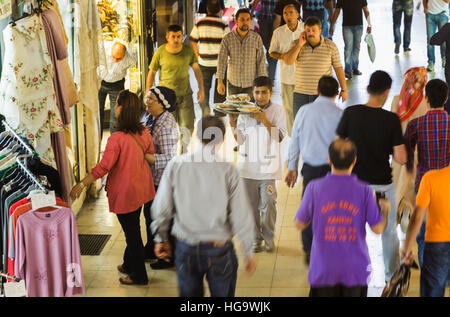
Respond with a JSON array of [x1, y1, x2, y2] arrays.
[[70, 90, 156, 285]]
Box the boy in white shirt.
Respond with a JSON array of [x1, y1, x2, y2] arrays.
[[229, 76, 287, 252]]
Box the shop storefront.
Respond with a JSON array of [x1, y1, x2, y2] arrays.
[[0, 0, 208, 215]]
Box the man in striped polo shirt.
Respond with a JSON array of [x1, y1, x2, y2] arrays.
[[190, 0, 230, 117], [284, 16, 347, 118]]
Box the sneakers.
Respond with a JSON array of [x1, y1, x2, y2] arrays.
[[395, 43, 400, 55], [427, 61, 435, 72]]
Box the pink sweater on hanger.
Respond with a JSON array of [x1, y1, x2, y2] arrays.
[[15, 207, 85, 297]]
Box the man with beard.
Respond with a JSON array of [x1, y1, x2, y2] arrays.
[[217, 8, 267, 99], [284, 16, 347, 117]]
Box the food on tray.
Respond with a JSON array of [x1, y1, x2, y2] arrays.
[[227, 94, 251, 102], [218, 103, 235, 110], [237, 107, 260, 112]]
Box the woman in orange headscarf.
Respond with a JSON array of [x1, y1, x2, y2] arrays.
[[391, 67, 429, 232]]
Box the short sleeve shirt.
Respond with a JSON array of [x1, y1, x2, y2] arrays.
[[149, 44, 197, 96], [294, 37, 342, 95], [296, 173, 382, 287], [336, 105, 405, 185], [415, 167, 450, 242], [336, 0, 367, 26]]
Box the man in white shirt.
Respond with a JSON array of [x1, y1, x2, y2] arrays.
[[229, 76, 287, 253], [97, 41, 136, 138], [424, 0, 450, 72], [269, 3, 304, 135]]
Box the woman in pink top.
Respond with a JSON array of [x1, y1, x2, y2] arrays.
[[70, 90, 156, 285]]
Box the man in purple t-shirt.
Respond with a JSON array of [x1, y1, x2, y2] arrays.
[[296, 138, 389, 297]]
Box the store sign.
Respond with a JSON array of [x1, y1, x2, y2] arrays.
[[0, 0, 11, 20]]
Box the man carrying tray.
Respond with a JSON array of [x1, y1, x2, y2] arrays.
[[229, 76, 287, 253]]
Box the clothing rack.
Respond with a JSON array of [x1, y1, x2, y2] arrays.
[[2, 120, 34, 155], [16, 155, 49, 193], [1, 120, 48, 193]]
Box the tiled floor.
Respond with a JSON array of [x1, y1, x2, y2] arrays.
[[75, 0, 449, 297]]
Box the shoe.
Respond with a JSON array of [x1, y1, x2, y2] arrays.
[[427, 61, 435, 72], [150, 259, 174, 270], [404, 47, 411, 53], [119, 276, 148, 285], [253, 242, 263, 253], [353, 69, 362, 76], [117, 264, 129, 274], [345, 72, 352, 79], [144, 250, 158, 263], [264, 240, 275, 253], [233, 146, 239, 152], [395, 43, 400, 55]]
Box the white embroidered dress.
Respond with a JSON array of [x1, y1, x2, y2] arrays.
[[0, 15, 63, 167]]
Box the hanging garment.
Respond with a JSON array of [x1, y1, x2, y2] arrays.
[[42, 8, 71, 125], [40, 8, 72, 203], [8, 198, 67, 278], [0, 15, 63, 168], [15, 207, 85, 297]]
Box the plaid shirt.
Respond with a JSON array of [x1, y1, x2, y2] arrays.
[[217, 30, 267, 88], [257, 0, 278, 20], [405, 110, 450, 192], [144, 111, 179, 186]]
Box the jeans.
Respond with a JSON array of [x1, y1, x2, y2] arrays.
[[258, 18, 277, 82], [116, 208, 148, 283], [420, 242, 450, 297], [293, 92, 318, 119], [370, 183, 400, 282], [300, 163, 331, 254], [426, 12, 448, 63], [322, 8, 331, 39], [175, 240, 238, 297], [417, 213, 427, 268], [199, 65, 226, 117], [392, 0, 413, 50], [98, 79, 124, 138], [342, 25, 363, 74]]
